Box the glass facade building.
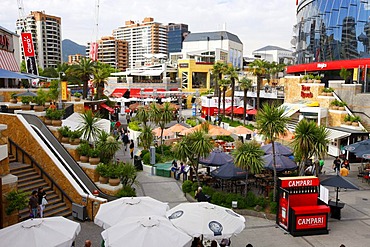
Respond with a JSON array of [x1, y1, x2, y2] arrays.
[[294, 0, 370, 64], [167, 23, 189, 54]]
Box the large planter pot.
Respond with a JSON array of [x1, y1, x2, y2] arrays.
[[109, 178, 120, 186], [69, 138, 80, 145], [80, 155, 89, 163], [74, 98, 81, 102], [99, 176, 109, 184], [345, 121, 352, 125], [21, 104, 31, 110], [352, 122, 360, 127], [61, 136, 69, 143], [9, 99, 17, 104], [52, 120, 62, 126], [307, 79, 313, 83], [338, 107, 345, 111], [33, 105, 44, 112], [89, 157, 101, 165], [331, 106, 339, 110], [44, 119, 52, 125], [325, 92, 333, 96]]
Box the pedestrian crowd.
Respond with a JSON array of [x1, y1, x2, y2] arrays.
[[28, 186, 48, 218]]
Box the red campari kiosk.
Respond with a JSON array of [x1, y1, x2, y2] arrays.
[[276, 176, 330, 236]]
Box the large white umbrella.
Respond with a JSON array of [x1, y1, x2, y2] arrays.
[[0, 216, 81, 247], [94, 196, 170, 229], [101, 215, 192, 247], [166, 202, 245, 240]]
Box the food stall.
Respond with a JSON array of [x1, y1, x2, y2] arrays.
[[276, 176, 330, 236]]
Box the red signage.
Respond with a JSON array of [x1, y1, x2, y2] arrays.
[[281, 177, 319, 188], [296, 215, 327, 230], [21, 32, 35, 57], [0, 34, 10, 50], [287, 58, 370, 73], [301, 85, 313, 98], [89, 42, 98, 61]]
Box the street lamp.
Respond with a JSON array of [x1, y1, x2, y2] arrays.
[[206, 94, 212, 122], [178, 88, 182, 120]]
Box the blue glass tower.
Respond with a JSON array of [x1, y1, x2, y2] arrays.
[[167, 23, 189, 54], [294, 0, 370, 64]]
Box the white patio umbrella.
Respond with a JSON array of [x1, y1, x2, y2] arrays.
[[101, 215, 192, 247], [94, 196, 170, 229], [166, 202, 245, 240], [0, 216, 81, 247]]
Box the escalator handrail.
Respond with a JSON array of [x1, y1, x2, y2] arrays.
[[18, 113, 116, 201]]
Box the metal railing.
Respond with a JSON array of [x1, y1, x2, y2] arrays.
[[9, 139, 73, 205], [18, 113, 116, 201]]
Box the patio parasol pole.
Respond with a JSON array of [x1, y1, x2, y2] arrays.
[[336, 187, 339, 206]]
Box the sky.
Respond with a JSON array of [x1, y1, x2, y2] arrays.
[[1, 0, 297, 56]]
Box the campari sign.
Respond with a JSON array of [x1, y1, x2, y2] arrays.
[[296, 215, 326, 230]]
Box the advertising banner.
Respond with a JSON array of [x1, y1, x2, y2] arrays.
[[26, 57, 38, 75], [21, 32, 35, 57], [61, 81, 68, 100], [296, 215, 327, 230]]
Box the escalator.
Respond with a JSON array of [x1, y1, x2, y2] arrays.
[[19, 113, 116, 201]]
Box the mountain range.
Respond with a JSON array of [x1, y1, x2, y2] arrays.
[[62, 39, 86, 62]]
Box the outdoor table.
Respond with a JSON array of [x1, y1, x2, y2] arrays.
[[328, 200, 345, 220]]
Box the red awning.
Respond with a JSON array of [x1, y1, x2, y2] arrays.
[[0, 50, 20, 72], [100, 103, 114, 113], [246, 109, 257, 115], [144, 88, 153, 92], [111, 88, 127, 98], [130, 88, 141, 98], [234, 107, 245, 115], [225, 106, 238, 113], [157, 88, 166, 92]]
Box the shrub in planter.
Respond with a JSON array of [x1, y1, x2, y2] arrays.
[[10, 92, 18, 103], [69, 130, 82, 145], [76, 142, 90, 162], [351, 116, 361, 126], [344, 114, 352, 125], [89, 148, 101, 165], [57, 126, 70, 143], [142, 152, 162, 165], [96, 163, 109, 184], [338, 101, 347, 110], [330, 99, 340, 110], [5, 190, 29, 215], [182, 180, 193, 194], [116, 185, 136, 197], [246, 191, 258, 207], [74, 92, 82, 101]]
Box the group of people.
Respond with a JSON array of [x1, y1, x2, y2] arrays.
[[333, 156, 350, 176], [171, 160, 187, 180], [121, 129, 135, 159], [28, 187, 48, 218]]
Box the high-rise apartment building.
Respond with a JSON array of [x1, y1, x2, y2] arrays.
[[16, 11, 62, 69], [167, 23, 189, 54], [67, 54, 85, 65], [86, 36, 128, 71], [113, 17, 168, 68]]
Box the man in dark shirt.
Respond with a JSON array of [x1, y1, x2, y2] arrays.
[[195, 187, 207, 202], [29, 190, 39, 218]]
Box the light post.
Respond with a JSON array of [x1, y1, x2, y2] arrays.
[[206, 95, 212, 122], [178, 88, 182, 120]]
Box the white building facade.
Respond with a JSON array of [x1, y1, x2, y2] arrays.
[[252, 45, 294, 64]]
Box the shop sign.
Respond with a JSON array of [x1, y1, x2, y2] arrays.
[[301, 85, 313, 98], [21, 32, 35, 57], [281, 177, 319, 188], [296, 215, 326, 230], [179, 63, 188, 68], [317, 63, 327, 69]]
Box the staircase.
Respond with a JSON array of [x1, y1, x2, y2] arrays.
[[9, 159, 71, 221], [286, 118, 299, 132]]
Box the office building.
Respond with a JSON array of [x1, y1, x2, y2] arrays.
[[86, 36, 128, 71], [16, 11, 62, 69], [167, 23, 189, 54], [113, 17, 168, 68]]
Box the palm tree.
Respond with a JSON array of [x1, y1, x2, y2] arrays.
[[226, 66, 239, 122], [239, 77, 253, 124], [140, 125, 154, 150], [219, 78, 231, 117], [96, 131, 121, 163], [256, 102, 290, 201], [211, 61, 228, 97], [150, 102, 174, 153], [78, 109, 102, 144], [69, 57, 95, 99], [172, 130, 213, 185], [292, 119, 329, 176], [92, 63, 112, 99], [232, 140, 265, 195], [136, 106, 150, 127], [249, 59, 269, 110]]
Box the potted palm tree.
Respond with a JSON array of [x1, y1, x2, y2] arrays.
[[76, 142, 90, 163], [88, 148, 101, 165], [96, 163, 109, 184]]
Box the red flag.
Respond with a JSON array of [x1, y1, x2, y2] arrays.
[[89, 42, 98, 61], [21, 32, 35, 57]]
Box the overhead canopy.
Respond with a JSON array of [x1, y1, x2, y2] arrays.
[[100, 103, 114, 113], [141, 70, 164, 76], [110, 88, 128, 98], [327, 128, 351, 141], [130, 88, 141, 98], [0, 68, 32, 79], [0, 50, 20, 72], [211, 162, 247, 180]]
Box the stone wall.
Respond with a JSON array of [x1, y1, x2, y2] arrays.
[[0, 113, 100, 220]]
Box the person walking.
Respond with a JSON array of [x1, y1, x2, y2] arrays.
[[318, 159, 325, 174], [28, 190, 39, 218], [129, 140, 134, 159], [333, 157, 341, 174], [122, 132, 129, 151]]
